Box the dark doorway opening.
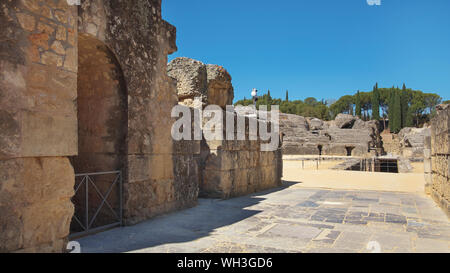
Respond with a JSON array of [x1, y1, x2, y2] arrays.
[[318, 145, 323, 156], [345, 146, 354, 156]]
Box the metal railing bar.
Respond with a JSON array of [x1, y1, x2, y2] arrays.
[[72, 214, 86, 231], [74, 176, 86, 194], [75, 171, 121, 177], [87, 174, 120, 228], [71, 170, 123, 238], [85, 175, 89, 233], [119, 172, 123, 226], [69, 221, 121, 240]]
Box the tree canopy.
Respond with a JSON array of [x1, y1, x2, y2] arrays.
[[234, 84, 443, 130]]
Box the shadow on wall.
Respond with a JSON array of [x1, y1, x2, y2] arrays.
[[76, 181, 299, 253]]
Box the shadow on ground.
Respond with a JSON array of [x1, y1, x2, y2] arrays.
[[76, 181, 300, 253]]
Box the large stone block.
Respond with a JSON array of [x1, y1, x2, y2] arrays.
[[167, 57, 208, 102], [0, 54, 77, 160], [206, 64, 234, 108], [0, 157, 74, 252], [168, 58, 234, 109]]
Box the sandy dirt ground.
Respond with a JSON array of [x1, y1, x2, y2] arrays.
[[283, 160, 426, 193]]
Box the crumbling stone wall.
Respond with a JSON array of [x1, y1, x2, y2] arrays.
[[168, 57, 282, 199], [430, 104, 450, 217], [280, 113, 382, 156], [380, 131, 402, 156], [1, 0, 199, 252], [201, 114, 283, 198], [381, 127, 430, 158], [0, 0, 78, 252], [168, 57, 234, 108], [77, 0, 198, 224]]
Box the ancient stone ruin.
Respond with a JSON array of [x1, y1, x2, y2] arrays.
[[429, 104, 450, 217], [382, 127, 431, 159], [167, 57, 234, 109], [279, 113, 383, 156], [0, 0, 282, 253], [168, 57, 282, 199]]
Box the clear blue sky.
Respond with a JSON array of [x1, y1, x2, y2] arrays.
[[163, 0, 450, 103]]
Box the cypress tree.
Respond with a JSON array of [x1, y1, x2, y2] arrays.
[[371, 83, 380, 120], [285, 90, 289, 102], [400, 83, 411, 128], [267, 90, 272, 111], [355, 90, 362, 118], [391, 89, 402, 133], [388, 87, 395, 132]]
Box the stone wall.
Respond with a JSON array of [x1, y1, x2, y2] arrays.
[[168, 57, 234, 108], [200, 113, 283, 199], [0, 0, 199, 252], [381, 127, 430, 158], [0, 0, 78, 252], [168, 57, 282, 199], [424, 136, 432, 194], [430, 104, 450, 217], [398, 127, 431, 158], [380, 131, 402, 156], [280, 113, 382, 157], [77, 0, 198, 225]]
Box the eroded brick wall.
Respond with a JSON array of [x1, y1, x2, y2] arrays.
[[0, 0, 78, 252], [430, 105, 450, 217]]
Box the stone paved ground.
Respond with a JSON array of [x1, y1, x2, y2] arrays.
[[77, 182, 450, 253]]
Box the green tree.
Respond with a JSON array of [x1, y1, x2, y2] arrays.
[[409, 91, 427, 127], [391, 89, 402, 133], [371, 83, 380, 120], [304, 97, 318, 106], [285, 90, 289, 102], [424, 93, 442, 114], [355, 90, 362, 118], [400, 84, 412, 127]]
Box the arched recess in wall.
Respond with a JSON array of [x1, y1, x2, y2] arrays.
[[70, 33, 127, 234], [72, 33, 128, 173]]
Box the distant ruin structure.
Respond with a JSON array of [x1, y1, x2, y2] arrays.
[[279, 113, 383, 156], [382, 127, 431, 159]]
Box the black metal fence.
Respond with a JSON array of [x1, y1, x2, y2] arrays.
[[69, 171, 122, 239]]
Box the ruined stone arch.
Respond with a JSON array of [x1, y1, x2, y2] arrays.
[[69, 32, 128, 234], [71, 32, 128, 174]]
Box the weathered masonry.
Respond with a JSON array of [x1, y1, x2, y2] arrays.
[[279, 113, 383, 157], [0, 0, 283, 253], [429, 104, 450, 217], [168, 57, 283, 199], [0, 0, 196, 252]]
